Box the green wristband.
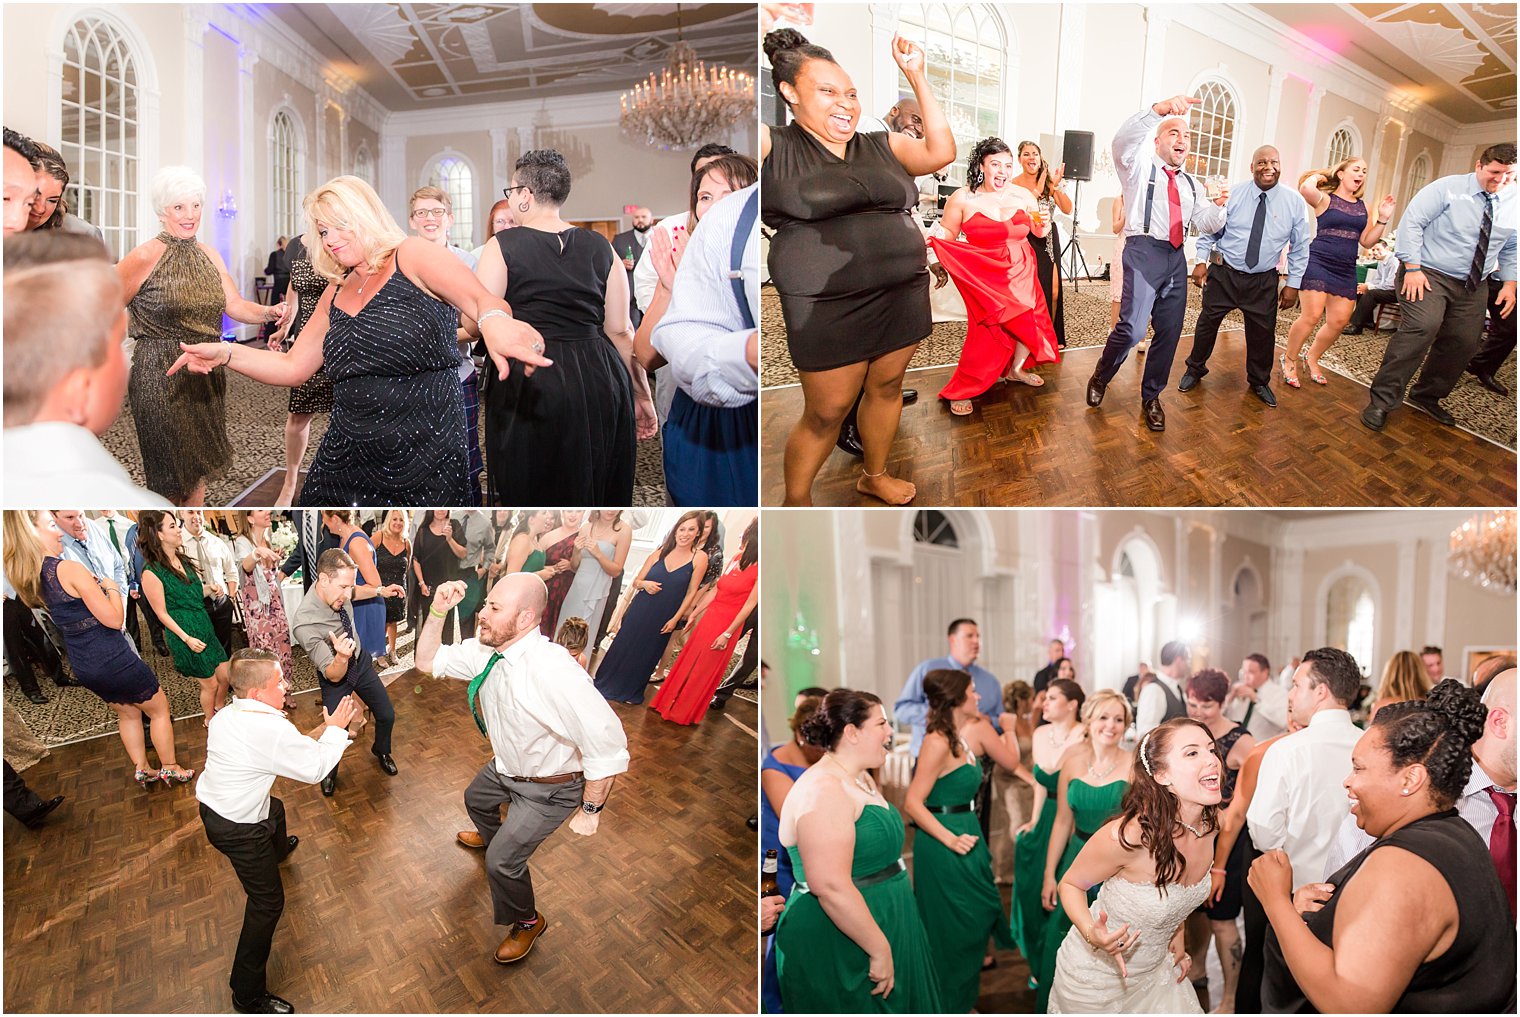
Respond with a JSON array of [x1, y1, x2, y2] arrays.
[[429, 606, 448, 619]]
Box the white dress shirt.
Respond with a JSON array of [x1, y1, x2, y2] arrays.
[[1136, 674, 1184, 736], [181, 528, 239, 597], [195, 697, 351, 823], [651, 184, 759, 408], [1224, 680, 1288, 741], [3, 422, 171, 508], [1322, 756, 1513, 878], [1246, 708, 1361, 886], [1113, 108, 1228, 243], [432, 631, 630, 782]]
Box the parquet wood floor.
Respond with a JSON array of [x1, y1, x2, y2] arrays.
[[760, 330, 1518, 507], [3, 678, 758, 1014]]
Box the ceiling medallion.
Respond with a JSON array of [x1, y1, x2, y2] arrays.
[[618, 4, 753, 150]]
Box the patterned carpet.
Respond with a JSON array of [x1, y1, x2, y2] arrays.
[[99, 358, 671, 505], [7, 618, 420, 748], [760, 284, 1517, 449]]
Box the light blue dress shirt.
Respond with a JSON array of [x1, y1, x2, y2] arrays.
[[651, 184, 759, 408], [894, 655, 1003, 757], [1395, 173, 1516, 282], [1194, 181, 1311, 287], [1365, 255, 1398, 292], [59, 521, 129, 595]]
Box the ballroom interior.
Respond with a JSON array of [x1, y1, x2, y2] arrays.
[[758, 2, 1517, 507], [2, 2, 757, 503]]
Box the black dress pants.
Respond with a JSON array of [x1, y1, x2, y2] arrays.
[[200, 798, 293, 1001], [317, 661, 395, 775], [204, 595, 235, 657], [1183, 261, 1280, 387], [1347, 287, 1397, 332], [1468, 275, 1517, 376], [4, 761, 47, 821], [711, 612, 759, 706], [4, 598, 64, 697], [1234, 837, 1266, 1014]]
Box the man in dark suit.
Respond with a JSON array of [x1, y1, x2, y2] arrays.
[[277, 511, 338, 594], [1032, 638, 1066, 693], [612, 208, 653, 329]]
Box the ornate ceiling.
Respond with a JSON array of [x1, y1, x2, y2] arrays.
[[1259, 3, 1515, 122], [267, 3, 757, 111]]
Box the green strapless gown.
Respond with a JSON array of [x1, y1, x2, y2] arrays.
[[1011, 763, 1060, 969], [914, 758, 1015, 1012], [1034, 778, 1129, 1013], [146, 560, 226, 679], [777, 803, 946, 1014], [516, 548, 546, 574]]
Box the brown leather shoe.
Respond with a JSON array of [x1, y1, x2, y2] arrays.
[[457, 830, 485, 849], [494, 914, 547, 963]]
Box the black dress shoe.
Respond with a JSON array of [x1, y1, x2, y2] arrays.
[[152, 640, 170, 656], [25, 690, 48, 705], [901, 388, 919, 405], [232, 992, 295, 1014], [1142, 398, 1166, 431], [1407, 397, 1455, 426], [1471, 371, 1510, 397], [1360, 405, 1387, 431], [320, 771, 337, 797], [1177, 371, 1202, 393], [375, 753, 398, 776], [1251, 384, 1277, 408], [746, 815, 759, 831], [18, 795, 65, 829], [1086, 373, 1108, 408], [834, 421, 864, 458], [708, 697, 727, 711], [282, 836, 299, 859], [52, 676, 83, 688]]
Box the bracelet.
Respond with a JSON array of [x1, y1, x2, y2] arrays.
[[428, 606, 447, 619], [222, 343, 234, 367], [1210, 867, 1227, 875], [477, 308, 511, 326], [1376, 219, 1390, 225]]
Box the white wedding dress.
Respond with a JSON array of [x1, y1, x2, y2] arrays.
[[1047, 873, 1210, 1014]]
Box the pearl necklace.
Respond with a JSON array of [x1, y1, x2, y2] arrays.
[[1088, 751, 1120, 780], [1178, 818, 1206, 837]]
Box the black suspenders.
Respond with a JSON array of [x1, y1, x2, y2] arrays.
[[1142, 163, 1199, 235]]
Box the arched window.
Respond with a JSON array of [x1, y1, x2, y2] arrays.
[[353, 144, 374, 187], [59, 15, 141, 259], [1186, 79, 1237, 180], [1406, 153, 1431, 204], [895, 3, 1004, 186], [1327, 126, 1356, 167], [913, 510, 959, 548], [427, 153, 474, 249], [270, 110, 302, 241]]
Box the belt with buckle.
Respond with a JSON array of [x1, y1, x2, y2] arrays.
[[506, 771, 583, 784], [796, 857, 907, 895], [926, 802, 976, 814]]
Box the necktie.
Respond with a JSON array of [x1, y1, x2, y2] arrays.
[[1466, 192, 1495, 292], [302, 512, 320, 577], [106, 518, 122, 555], [1245, 192, 1267, 270], [1487, 786, 1516, 919], [1165, 168, 1183, 248], [336, 605, 359, 683], [467, 652, 503, 738]]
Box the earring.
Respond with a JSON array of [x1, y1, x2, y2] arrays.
[[1401, 788, 1410, 796]]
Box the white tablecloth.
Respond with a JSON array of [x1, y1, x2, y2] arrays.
[[281, 577, 304, 638]]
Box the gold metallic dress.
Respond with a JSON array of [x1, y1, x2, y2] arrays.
[[126, 233, 233, 503]]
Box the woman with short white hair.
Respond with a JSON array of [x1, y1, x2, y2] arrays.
[[116, 166, 287, 505]]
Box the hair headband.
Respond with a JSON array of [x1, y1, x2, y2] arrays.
[[1137, 729, 1155, 778]]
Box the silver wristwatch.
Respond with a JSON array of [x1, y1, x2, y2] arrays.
[[580, 801, 603, 815]]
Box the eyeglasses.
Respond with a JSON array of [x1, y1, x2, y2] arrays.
[[503, 185, 531, 198], [411, 208, 448, 219]]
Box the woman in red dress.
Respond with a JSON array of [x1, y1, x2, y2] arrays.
[[538, 509, 583, 637], [650, 519, 759, 726], [929, 138, 1060, 416]]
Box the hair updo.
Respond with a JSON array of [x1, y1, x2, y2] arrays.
[[1372, 678, 1488, 808], [924, 669, 973, 759], [967, 137, 1013, 191], [1046, 677, 1086, 714], [764, 28, 837, 102], [799, 688, 883, 750]]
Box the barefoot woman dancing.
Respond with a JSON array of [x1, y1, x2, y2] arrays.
[[761, 29, 955, 505]]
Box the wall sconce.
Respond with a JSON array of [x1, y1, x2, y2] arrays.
[[218, 190, 238, 218]]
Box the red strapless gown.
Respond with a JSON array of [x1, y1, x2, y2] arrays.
[[649, 563, 758, 726], [929, 210, 1059, 400]]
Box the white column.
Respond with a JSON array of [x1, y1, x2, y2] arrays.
[[1272, 546, 1305, 672], [1299, 87, 1324, 171], [489, 127, 510, 196], [1425, 540, 1448, 650], [380, 134, 406, 218], [1173, 518, 1188, 624], [833, 511, 875, 695], [1388, 125, 1411, 207], [238, 47, 259, 310], [869, 4, 898, 115], [183, 8, 208, 170], [1078, 511, 1101, 686], [1395, 538, 1417, 648], [1140, 7, 1172, 103], [1209, 529, 1224, 658], [1053, 5, 1086, 131], [1263, 68, 1287, 152]]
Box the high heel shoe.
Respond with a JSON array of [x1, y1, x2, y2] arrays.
[[1279, 354, 1301, 389], [134, 768, 161, 789], [1305, 358, 1327, 385], [159, 765, 195, 785]]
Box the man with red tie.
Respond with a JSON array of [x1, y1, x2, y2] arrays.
[[1088, 95, 1229, 431]]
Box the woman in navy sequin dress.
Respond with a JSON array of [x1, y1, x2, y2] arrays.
[[168, 176, 552, 505], [1281, 158, 1394, 387]]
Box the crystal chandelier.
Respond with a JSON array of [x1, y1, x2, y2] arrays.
[[619, 7, 754, 151], [1449, 510, 1517, 594]]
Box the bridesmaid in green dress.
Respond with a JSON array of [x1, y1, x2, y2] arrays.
[[1011, 679, 1086, 980], [904, 669, 1023, 1012], [498, 510, 559, 580], [1035, 689, 1135, 1012], [776, 689, 945, 1014], [136, 509, 231, 721]]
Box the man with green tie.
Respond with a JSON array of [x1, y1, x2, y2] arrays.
[[416, 572, 630, 965]]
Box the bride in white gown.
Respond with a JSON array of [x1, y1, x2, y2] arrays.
[[1048, 717, 1225, 1014]]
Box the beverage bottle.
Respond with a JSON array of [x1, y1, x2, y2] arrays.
[[761, 849, 781, 898]]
